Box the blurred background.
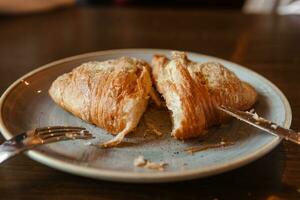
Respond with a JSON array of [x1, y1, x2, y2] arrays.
[[1, 1, 300, 200], [0, 0, 300, 15]]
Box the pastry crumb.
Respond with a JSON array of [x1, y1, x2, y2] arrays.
[[134, 155, 167, 171], [144, 162, 167, 171], [252, 112, 272, 124], [145, 121, 163, 136], [246, 108, 255, 114], [252, 112, 259, 120], [84, 141, 92, 146], [134, 155, 147, 167], [271, 124, 278, 129]]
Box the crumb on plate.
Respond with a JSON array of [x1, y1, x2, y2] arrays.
[[271, 124, 278, 129], [145, 121, 163, 136], [134, 155, 167, 171]]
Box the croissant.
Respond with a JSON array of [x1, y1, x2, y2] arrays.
[[49, 57, 153, 147], [152, 51, 257, 140]]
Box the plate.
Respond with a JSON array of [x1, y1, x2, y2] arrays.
[[0, 49, 292, 183]]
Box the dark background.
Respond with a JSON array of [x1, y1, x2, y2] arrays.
[[84, 0, 245, 8], [0, 2, 300, 200]]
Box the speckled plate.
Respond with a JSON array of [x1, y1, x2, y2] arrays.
[[0, 49, 292, 183]]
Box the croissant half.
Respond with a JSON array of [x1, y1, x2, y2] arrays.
[[152, 51, 257, 140], [49, 57, 153, 147], [49, 51, 257, 147]]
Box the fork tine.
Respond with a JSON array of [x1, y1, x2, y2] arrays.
[[39, 130, 89, 140], [37, 128, 86, 136], [41, 131, 93, 144], [36, 127, 86, 136], [35, 126, 85, 133]]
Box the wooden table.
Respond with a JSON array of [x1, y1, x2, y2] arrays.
[[0, 7, 300, 200]]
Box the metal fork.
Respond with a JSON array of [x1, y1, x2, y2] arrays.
[[0, 126, 93, 164]]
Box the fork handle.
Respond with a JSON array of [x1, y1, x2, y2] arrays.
[[0, 141, 26, 164]]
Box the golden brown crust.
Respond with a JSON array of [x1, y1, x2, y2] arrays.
[[152, 51, 257, 140], [49, 57, 152, 147], [152, 54, 207, 139]]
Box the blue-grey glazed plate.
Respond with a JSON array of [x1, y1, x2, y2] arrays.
[[0, 49, 292, 183]]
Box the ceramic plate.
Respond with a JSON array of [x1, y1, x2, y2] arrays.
[[0, 49, 292, 183]]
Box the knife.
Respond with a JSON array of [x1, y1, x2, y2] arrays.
[[218, 105, 300, 145]]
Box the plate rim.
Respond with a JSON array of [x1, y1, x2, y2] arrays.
[[0, 48, 292, 183]]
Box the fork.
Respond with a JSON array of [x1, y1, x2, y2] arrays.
[[0, 126, 93, 164]]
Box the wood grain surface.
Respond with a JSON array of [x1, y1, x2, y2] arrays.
[[0, 6, 300, 200]]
